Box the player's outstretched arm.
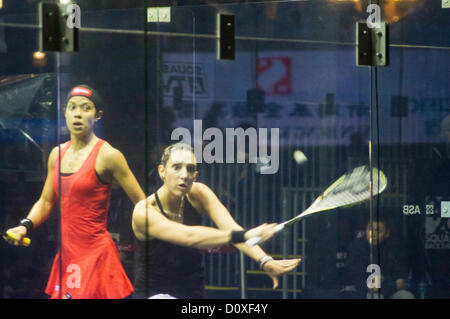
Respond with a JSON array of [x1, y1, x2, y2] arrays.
[[192, 182, 301, 288], [132, 199, 278, 249]]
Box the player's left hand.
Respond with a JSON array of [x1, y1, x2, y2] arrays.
[[263, 258, 301, 289]]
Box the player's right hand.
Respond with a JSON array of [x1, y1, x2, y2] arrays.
[[3, 226, 28, 246], [244, 223, 279, 244]]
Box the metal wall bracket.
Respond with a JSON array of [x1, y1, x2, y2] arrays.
[[356, 21, 389, 67], [147, 7, 171, 23], [39, 2, 78, 52], [217, 14, 235, 60]]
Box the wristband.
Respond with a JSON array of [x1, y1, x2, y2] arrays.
[[19, 218, 34, 234], [258, 255, 274, 269], [230, 230, 246, 244]]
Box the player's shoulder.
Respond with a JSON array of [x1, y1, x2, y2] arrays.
[[135, 194, 157, 211], [98, 141, 126, 165], [99, 140, 120, 156], [48, 142, 68, 163], [188, 182, 217, 207], [133, 195, 162, 224], [50, 141, 69, 154], [190, 182, 213, 196]]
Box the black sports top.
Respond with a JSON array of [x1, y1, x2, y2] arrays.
[[134, 193, 205, 299]]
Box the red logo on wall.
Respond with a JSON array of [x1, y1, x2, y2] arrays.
[[257, 57, 292, 96]]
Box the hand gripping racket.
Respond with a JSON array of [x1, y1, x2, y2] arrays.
[[246, 165, 388, 246], [2, 231, 31, 247]]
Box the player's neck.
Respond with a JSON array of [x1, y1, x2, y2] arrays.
[[70, 133, 97, 151], [157, 186, 184, 214]]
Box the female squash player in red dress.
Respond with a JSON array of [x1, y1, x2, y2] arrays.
[[5, 85, 146, 299]]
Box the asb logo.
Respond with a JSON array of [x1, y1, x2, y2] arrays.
[[257, 57, 292, 96]]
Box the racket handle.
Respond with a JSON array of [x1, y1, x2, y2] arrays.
[[4, 232, 31, 247], [245, 236, 261, 247], [245, 223, 285, 246]]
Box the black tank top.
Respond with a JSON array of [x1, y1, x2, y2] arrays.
[[134, 193, 205, 299]]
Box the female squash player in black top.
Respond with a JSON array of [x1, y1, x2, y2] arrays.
[[132, 143, 301, 298]]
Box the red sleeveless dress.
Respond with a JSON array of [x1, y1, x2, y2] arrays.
[[45, 139, 134, 299]]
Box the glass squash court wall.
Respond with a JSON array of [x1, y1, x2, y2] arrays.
[[163, 2, 373, 299], [0, 0, 448, 299], [0, 3, 150, 298], [0, 2, 59, 298], [375, 1, 450, 299]]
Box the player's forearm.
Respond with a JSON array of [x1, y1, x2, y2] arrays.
[[181, 226, 233, 248], [213, 222, 267, 261], [234, 242, 267, 262], [213, 226, 267, 261], [25, 198, 54, 230]]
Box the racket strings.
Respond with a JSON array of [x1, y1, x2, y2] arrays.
[[302, 166, 387, 216]]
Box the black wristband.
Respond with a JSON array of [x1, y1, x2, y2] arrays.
[[19, 218, 34, 234], [230, 230, 246, 244]]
